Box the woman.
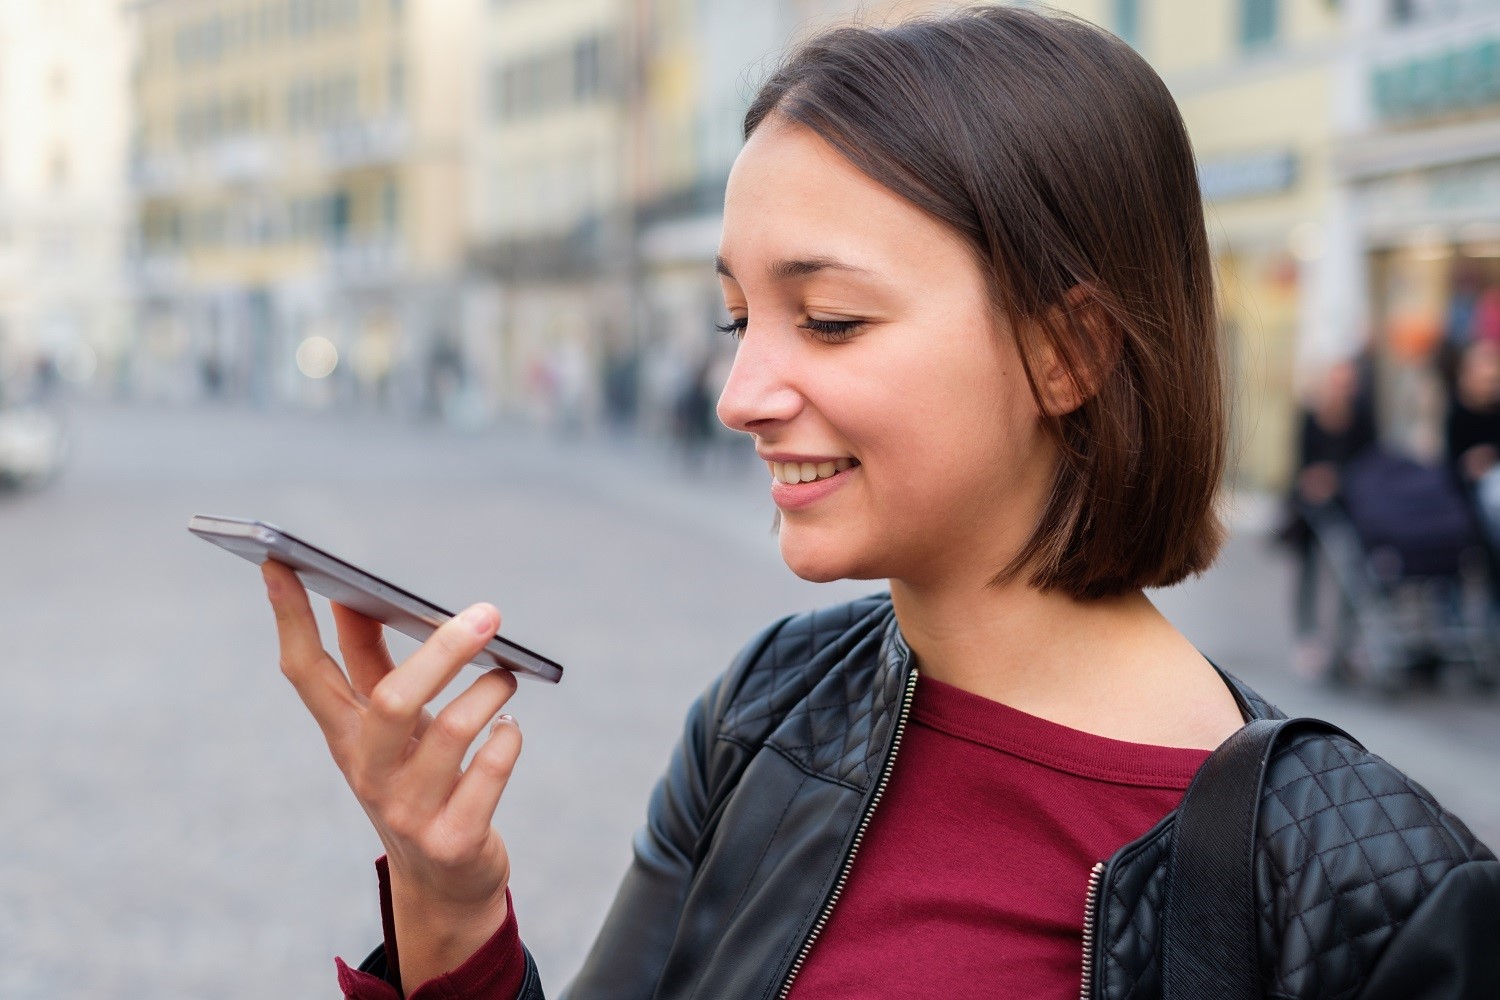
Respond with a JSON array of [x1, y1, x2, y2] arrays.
[[263, 8, 1498, 999]]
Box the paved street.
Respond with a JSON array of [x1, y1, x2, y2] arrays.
[[1, 401, 1496, 999]]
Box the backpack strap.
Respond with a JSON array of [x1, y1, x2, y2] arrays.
[[1161, 717, 1356, 1000]]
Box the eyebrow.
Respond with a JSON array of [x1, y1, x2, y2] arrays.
[[714, 254, 874, 281]]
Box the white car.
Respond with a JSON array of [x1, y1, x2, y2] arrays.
[[0, 406, 66, 487]]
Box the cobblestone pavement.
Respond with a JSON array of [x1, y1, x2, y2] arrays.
[[1, 401, 1495, 999]]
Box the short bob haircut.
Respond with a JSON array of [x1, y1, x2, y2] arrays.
[[745, 6, 1226, 600]]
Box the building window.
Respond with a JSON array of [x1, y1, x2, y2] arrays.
[[289, 0, 311, 37], [382, 180, 399, 232], [1113, 0, 1142, 48], [494, 35, 615, 122], [328, 190, 351, 241], [388, 57, 405, 111], [48, 147, 70, 189], [1240, 0, 1278, 50], [490, 64, 506, 120], [574, 36, 601, 101]]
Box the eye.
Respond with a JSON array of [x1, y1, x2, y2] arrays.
[[800, 318, 862, 343], [716, 317, 748, 340]]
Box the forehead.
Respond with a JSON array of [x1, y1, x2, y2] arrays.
[[719, 122, 966, 274]]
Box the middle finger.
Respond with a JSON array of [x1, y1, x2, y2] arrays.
[[361, 603, 502, 769]]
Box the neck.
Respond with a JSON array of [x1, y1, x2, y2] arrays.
[[887, 569, 1243, 749]]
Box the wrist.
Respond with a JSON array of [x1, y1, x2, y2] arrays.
[[386, 869, 510, 989]]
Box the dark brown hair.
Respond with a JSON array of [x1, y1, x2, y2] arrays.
[[745, 6, 1225, 599]]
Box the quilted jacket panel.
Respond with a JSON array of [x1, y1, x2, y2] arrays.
[[1253, 731, 1496, 999]]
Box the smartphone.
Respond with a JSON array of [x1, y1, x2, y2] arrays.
[[188, 514, 563, 683]]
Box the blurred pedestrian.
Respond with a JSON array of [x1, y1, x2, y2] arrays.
[[1446, 340, 1500, 488], [1278, 357, 1377, 676], [1446, 340, 1500, 547], [258, 9, 1499, 1000], [672, 356, 716, 469]]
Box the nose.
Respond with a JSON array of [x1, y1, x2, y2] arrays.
[[715, 326, 804, 434]]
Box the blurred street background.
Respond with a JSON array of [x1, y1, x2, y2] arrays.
[[3, 0, 1500, 996], [3, 401, 1498, 999]]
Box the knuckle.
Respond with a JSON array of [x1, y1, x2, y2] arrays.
[[472, 742, 519, 781], [368, 686, 412, 721], [429, 711, 475, 747]]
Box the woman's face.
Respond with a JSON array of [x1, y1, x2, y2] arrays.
[[715, 121, 1059, 586]]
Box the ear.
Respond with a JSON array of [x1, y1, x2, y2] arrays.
[[1035, 285, 1119, 417]]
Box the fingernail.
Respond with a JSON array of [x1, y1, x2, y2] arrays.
[[462, 605, 496, 636]]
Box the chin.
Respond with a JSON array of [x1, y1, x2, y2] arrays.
[[778, 527, 886, 583]]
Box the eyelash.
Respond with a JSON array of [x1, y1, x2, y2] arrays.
[[715, 317, 862, 343]]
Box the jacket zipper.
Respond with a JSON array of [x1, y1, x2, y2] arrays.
[[776, 666, 920, 1000], [1078, 861, 1105, 1000]]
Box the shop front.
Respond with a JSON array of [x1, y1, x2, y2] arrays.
[[1355, 158, 1500, 458]]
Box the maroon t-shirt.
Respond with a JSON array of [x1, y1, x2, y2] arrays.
[[338, 674, 1210, 999], [786, 674, 1210, 999]]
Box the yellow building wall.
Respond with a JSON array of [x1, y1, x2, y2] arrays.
[[476, 0, 629, 241], [133, 0, 471, 282]]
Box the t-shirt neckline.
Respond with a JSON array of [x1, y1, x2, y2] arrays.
[[912, 673, 1212, 790]]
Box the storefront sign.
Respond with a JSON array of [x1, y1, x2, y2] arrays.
[[1372, 37, 1500, 121], [1355, 156, 1500, 234]]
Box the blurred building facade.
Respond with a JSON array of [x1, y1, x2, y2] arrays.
[[1047, 0, 1345, 490], [116, 0, 1500, 488], [628, 0, 875, 439], [128, 0, 481, 410], [468, 0, 870, 434], [1050, 0, 1500, 488], [0, 0, 131, 404], [1336, 0, 1500, 461], [468, 0, 633, 429]]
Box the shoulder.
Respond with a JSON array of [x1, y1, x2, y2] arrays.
[[705, 593, 895, 748], [1256, 728, 1497, 998]]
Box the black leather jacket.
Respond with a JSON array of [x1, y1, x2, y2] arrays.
[[366, 595, 1500, 998]]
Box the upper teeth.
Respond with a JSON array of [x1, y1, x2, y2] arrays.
[[771, 458, 854, 485]]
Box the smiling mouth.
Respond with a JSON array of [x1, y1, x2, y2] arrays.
[[769, 458, 859, 485]]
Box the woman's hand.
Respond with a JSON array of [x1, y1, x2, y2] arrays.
[[262, 559, 523, 990]]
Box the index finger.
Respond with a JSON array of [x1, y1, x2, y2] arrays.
[[263, 560, 359, 739]]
